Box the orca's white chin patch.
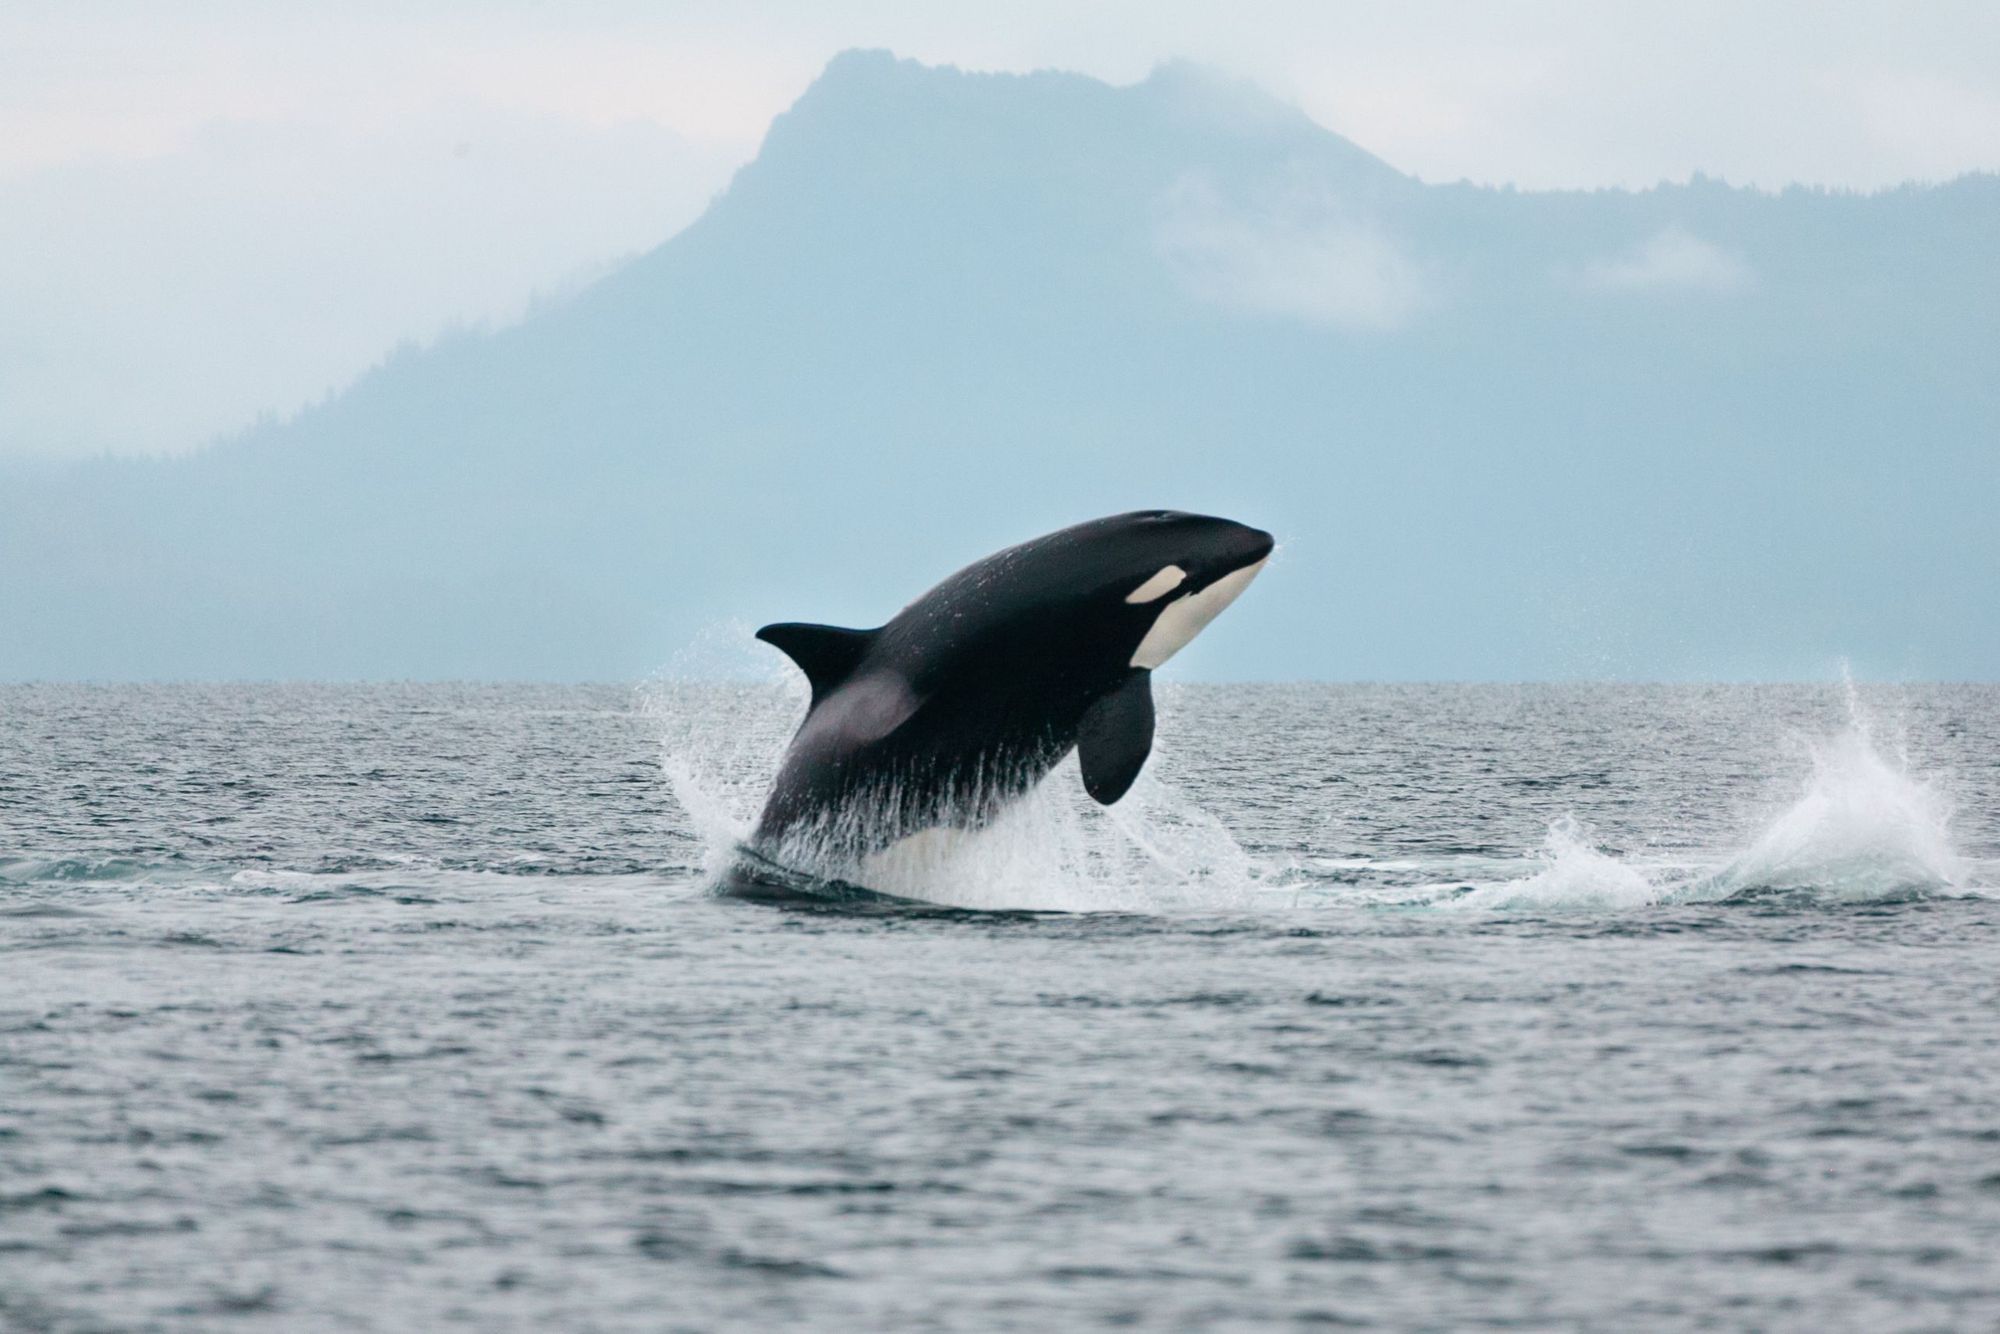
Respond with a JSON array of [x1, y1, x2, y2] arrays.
[[1129, 558, 1266, 669]]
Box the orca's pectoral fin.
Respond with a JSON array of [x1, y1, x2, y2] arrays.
[[755, 622, 877, 698], [1076, 668, 1155, 805]]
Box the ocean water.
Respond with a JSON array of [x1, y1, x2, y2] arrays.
[[4, 680, 2000, 1330]]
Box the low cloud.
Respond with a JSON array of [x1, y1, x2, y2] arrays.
[[1153, 171, 1427, 329], [1578, 226, 1752, 295], [0, 108, 737, 459]]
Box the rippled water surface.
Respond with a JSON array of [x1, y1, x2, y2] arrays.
[[5, 682, 2000, 1330]]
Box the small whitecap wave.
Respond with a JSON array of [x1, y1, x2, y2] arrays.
[[0, 856, 164, 885]]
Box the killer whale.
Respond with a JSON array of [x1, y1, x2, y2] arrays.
[[741, 510, 1273, 884]]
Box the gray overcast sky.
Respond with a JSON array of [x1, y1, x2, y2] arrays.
[[6, 1, 1999, 459]]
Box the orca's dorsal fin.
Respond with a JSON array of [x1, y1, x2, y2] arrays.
[[1076, 668, 1155, 805], [755, 622, 877, 699]]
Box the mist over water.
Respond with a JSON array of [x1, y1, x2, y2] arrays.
[[6, 680, 2000, 1329]]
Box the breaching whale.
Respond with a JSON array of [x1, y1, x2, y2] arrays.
[[738, 510, 1273, 893]]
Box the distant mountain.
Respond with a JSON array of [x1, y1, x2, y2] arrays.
[[4, 50, 1996, 680]]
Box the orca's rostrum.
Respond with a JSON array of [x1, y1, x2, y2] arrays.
[[741, 510, 1273, 892]]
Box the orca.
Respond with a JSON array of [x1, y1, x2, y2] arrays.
[[743, 510, 1274, 881]]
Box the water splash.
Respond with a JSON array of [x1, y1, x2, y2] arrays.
[[1448, 817, 1659, 911], [645, 647, 1979, 915], [642, 647, 1275, 911], [640, 623, 807, 877], [1695, 705, 1968, 902], [852, 755, 1270, 912], [1444, 682, 1976, 912]]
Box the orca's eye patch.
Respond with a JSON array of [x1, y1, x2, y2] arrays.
[[1125, 565, 1187, 604]]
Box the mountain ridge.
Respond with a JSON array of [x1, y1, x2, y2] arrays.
[[4, 51, 1996, 680]]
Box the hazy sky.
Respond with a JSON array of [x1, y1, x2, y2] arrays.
[[7, 1, 1998, 460]]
